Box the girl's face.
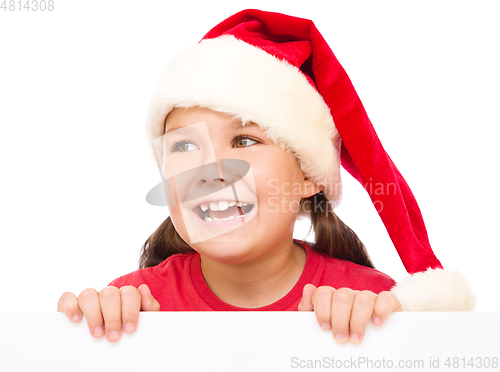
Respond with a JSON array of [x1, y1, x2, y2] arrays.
[[161, 106, 319, 264]]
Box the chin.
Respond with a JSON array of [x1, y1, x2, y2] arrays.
[[193, 237, 256, 264]]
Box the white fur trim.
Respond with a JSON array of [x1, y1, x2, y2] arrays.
[[145, 35, 342, 208], [391, 269, 476, 311]]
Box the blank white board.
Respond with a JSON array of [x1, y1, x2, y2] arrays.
[[0, 312, 498, 371]]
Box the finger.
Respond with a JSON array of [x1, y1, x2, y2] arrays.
[[120, 286, 141, 333], [349, 290, 377, 344], [298, 284, 316, 311], [57, 292, 82, 323], [311, 286, 335, 330], [138, 284, 160, 311], [99, 286, 122, 342], [330, 288, 357, 343], [78, 288, 105, 339], [372, 291, 403, 326]]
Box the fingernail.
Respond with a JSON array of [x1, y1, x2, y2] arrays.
[[94, 326, 104, 337], [320, 322, 331, 330], [350, 333, 360, 341], [335, 333, 347, 341], [108, 331, 120, 342], [72, 314, 80, 322], [124, 323, 135, 333], [373, 316, 381, 325]]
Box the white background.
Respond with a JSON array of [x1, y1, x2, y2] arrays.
[[0, 0, 498, 312]]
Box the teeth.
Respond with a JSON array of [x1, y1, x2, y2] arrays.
[[203, 201, 249, 211], [208, 201, 229, 211], [204, 212, 248, 222], [199, 201, 252, 213]]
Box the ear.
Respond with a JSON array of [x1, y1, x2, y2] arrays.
[[301, 176, 323, 199]]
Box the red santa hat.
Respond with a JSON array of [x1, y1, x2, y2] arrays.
[[145, 9, 475, 311]]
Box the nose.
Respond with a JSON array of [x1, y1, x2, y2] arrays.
[[198, 161, 225, 185], [185, 161, 231, 202], [191, 159, 251, 201], [166, 159, 251, 204], [198, 159, 250, 185]]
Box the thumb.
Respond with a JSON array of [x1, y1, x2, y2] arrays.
[[298, 283, 316, 311], [138, 284, 160, 311]]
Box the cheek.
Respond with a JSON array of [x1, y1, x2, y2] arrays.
[[252, 159, 303, 206]]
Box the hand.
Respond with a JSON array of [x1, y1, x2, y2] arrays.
[[298, 284, 402, 344], [57, 284, 160, 342]]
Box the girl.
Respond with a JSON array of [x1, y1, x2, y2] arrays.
[[57, 9, 475, 344]]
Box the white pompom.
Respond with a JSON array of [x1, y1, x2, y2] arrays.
[[391, 269, 476, 311]]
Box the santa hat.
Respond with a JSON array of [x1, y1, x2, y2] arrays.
[[145, 9, 475, 311]]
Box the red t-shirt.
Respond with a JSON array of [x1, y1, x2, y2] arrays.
[[108, 240, 396, 311]]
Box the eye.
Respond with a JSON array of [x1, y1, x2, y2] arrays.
[[233, 135, 258, 148], [172, 140, 199, 152]]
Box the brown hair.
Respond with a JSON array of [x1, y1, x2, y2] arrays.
[[306, 192, 374, 268], [138, 192, 373, 269]]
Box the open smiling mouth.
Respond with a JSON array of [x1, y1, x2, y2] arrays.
[[193, 201, 255, 222]]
